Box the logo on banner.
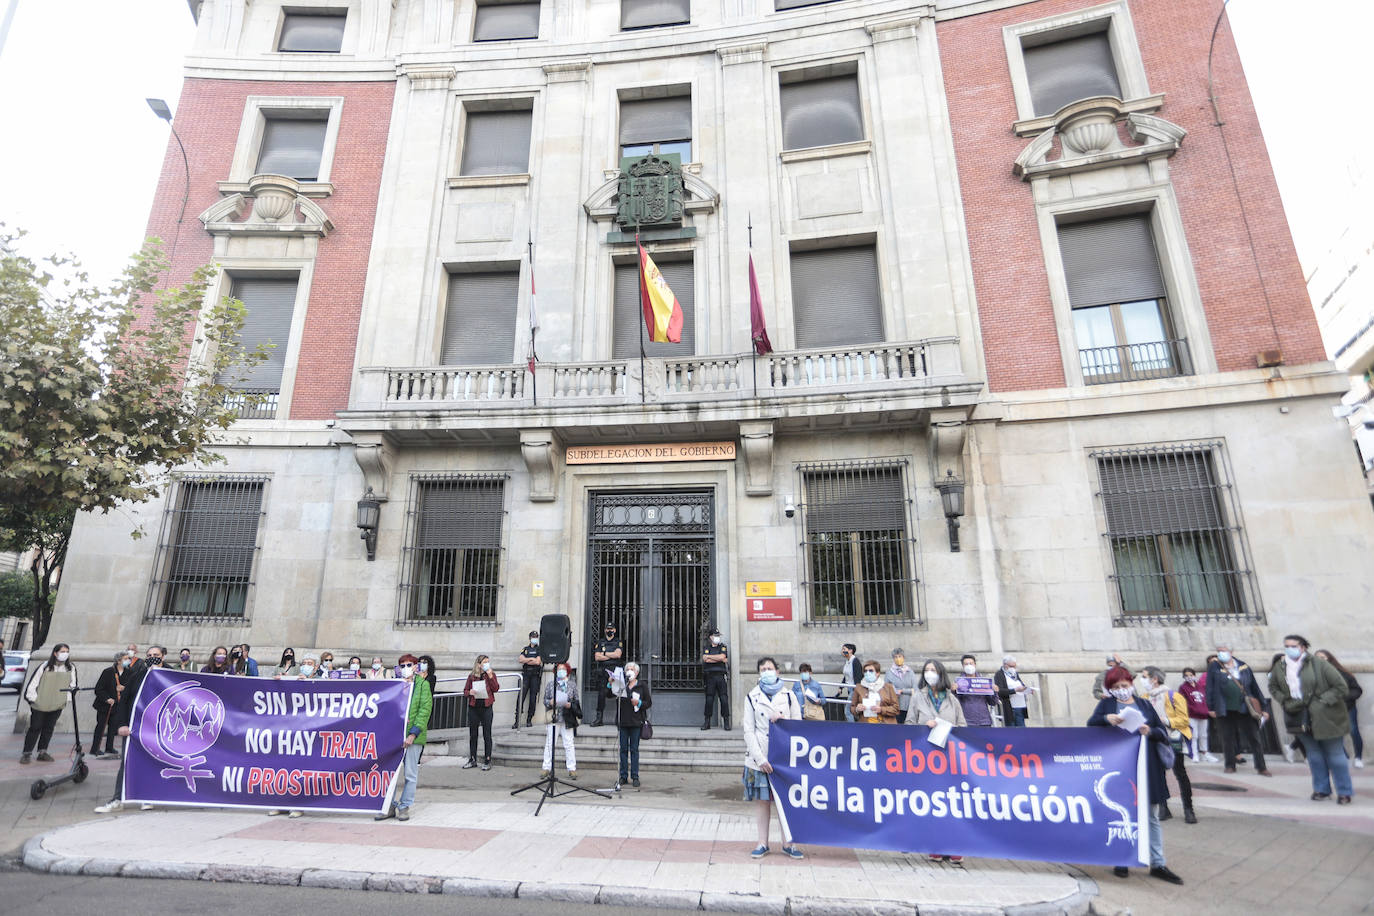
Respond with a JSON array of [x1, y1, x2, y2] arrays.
[[139, 680, 226, 791], [1094, 771, 1137, 846]]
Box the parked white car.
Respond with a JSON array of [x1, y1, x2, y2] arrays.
[[3, 651, 30, 691]]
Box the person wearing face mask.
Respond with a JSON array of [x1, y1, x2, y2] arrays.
[[202, 646, 234, 675], [21, 643, 78, 764], [1088, 666, 1184, 885], [1144, 667, 1196, 824], [701, 627, 731, 730], [1179, 668, 1217, 762], [616, 660, 652, 787], [908, 660, 966, 728], [849, 660, 900, 724], [954, 654, 994, 726], [94, 646, 163, 813], [376, 654, 433, 822], [274, 648, 297, 679], [1092, 654, 1125, 701], [173, 648, 195, 671], [994, 656, 1030, 727], [793, 663, 826, 720], [1269, 635, 1352, 804], [1205, 644, 1270, 776], [591, 623, 623, 727], [520, 631, 543, 728], [1313, 649, 1363, 769], [366, 656, 392, 679], [541, 662, 580, 779], [91, 652, 128, 759], [344, 656, 364, 679], [229, 644, 258, 677], [316, 653, 335, 678], [742, 656, 804, 859], [418, 654, 438, 695], [886, 649, 917, 723], [463, 654, 500, 770], [835, 643, 861, 722]]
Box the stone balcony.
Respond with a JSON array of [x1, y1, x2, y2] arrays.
[[340, 337, 980, 443]]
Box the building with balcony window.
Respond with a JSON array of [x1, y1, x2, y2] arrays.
[[52, 0, 1374, 726]]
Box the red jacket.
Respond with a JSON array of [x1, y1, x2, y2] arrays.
[[463, 671, 500, 707]]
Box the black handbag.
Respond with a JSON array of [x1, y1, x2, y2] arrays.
[[640, 717, 653, 740]]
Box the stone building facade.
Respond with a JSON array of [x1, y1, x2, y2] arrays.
[[51, 0, 1373, 728]]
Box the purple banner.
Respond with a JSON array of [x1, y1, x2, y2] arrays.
[[124, 668, 411, 813], [768, 721, 1148, 866], [955, 676, 997, 697]]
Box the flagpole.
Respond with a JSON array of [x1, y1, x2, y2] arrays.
[[636, 224, 647, 405], [527, 231, 538, 407], [748, 212, 757, 399]]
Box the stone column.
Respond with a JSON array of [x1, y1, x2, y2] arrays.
[[538, 61, 593, 362]]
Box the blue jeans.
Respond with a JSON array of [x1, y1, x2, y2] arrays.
[[398, 743, 421, 809], [1147, 805, 1165, 868], [618, 726, 641, 780], [1299, 734, 1353, 797], [1008, 707, 1027, 727]]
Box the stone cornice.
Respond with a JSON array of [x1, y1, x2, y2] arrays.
[[716, 42, 767, 66], [1013, 99, 1186, 182], [864, 8, 935, 43], [399, 64, 455, 90], [543, 59, 593, 83]]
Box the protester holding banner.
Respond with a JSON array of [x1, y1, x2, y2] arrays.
[[94, 645, 162, 814], [368, 656, 391, 679], [850, 660, 900, 724], [541, 662, 579, 779], [955, 655, 996, 726], [1088, 666, 1183, 885], [273, 648, 297, 678], [202, 646, 234, 675], [463, 654, 500, 770], [886, 649, 917, 722], [994, 656, 1031, 727], [173, 649, 195, 671], [1145, 667, 1196, 824], [21, 643, 77, 764], [376, 654, 432, 821], [794, 664, 826, 721], [742, 657, 804, 860], [909, 660, 967, 730]]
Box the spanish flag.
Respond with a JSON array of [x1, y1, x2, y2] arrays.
[[637, 240, 684, 344]]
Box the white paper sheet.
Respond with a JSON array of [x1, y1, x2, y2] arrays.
[[927, 719, 953, 748], [1116, 704, 1146, 733]]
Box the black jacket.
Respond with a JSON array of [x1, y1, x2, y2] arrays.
[[114, 660, 151, 729], [93, 666, 123, 712], [993, 668, 1030, 724], [1205, 658, 1265, 715], [615, 680, 652, 729], [1088, 695, 1170, 803]]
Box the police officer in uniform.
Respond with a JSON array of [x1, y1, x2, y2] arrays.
[[591, 621, 623, 727], [519, 630, 542, 727], [701, 627, 730, 730]]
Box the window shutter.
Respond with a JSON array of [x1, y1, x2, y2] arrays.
[[460, 110, 532, 176], [775, 0, 834, 9], [441, 272, 520, 365], [613, 260, 694, 358], [473, 2, 540, 40], [804, 468, 906, 532], [618, 97, 692, 146], [780, 75, 863, 150], [416, 481, 504, 549], [1058, 215, 1165, 309], [789, 245, 884, 349], [256, 118, 328, 181], [1023, 31, 1122, 117], [1098, 452, 1224, 536], [278, 13, 346, 52], [169, 481, 264, 584], [221, 278, 297, 390], [620, 0, 690, 30]]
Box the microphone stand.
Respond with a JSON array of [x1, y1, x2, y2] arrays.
[[509, 664, 615, 816]]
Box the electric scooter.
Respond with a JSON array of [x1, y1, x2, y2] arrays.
[[30, 686, 92, 800]]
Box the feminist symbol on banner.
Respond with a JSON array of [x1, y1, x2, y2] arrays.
[[137, 680, 226, 791], [1094, 771, 1137, 846]]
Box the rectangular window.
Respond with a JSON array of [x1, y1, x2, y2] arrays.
[[278, 10, 346, 52], [790, 244, 883, 349], [613, 258, 694, 358], [619, 95, 691, 161], [460, 108, 532, 176], [442, 270, 519, 365], [148, 476, 266, 620], [1059, 214, 1187, 383], [1093, 443, 1260, 622], [779, 73, 863, 151], [473, 1, 540, 40], [620, 0, 689, 31], [256, 115, 329, 181], [218, 276, 298, 418], [1022, 30, 1121, 118], [401, 475, 506, 625], [799, 460, 917, 624], [775, 0, 836, 8]]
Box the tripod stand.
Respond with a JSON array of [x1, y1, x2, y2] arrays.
[[509, 664, 614, 816]]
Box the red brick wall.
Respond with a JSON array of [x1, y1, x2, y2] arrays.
[[938, 0, 1324, 392], [143, 78, 394, 419]]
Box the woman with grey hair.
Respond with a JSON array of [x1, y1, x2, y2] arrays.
[[886, 648, 917, 722], [994, 655, 1030, 726]]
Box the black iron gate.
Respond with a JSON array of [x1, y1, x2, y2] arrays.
[[585, 490, 715, 724]]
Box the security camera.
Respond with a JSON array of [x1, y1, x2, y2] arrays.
[[783, 496, 796, 519]]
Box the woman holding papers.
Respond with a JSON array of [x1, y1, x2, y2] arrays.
[[1088, 665, 1184, 886], [908, 660, 967, 730], [742, 657, 804, 860], [849, 660, 900, 724]]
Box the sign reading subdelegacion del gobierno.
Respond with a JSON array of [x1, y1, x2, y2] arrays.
[[565, 441, 737, 465]]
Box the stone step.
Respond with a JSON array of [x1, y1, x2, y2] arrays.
[[428, 724, 746, 771]]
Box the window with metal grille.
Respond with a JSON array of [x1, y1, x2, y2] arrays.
[[256, 114, 329, 181], [473, 0, 540, 41], [146, 476, 267, 621], [1022, 28, 1122, 118], [400, 474, 507, 626], [798, 460, 919, 624], [460, 107, 532, 176], [779, 72, 863, 151], [278, 10, 346, 52], [1093, 442, 1262, 623]]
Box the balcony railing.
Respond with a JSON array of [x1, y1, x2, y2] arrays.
[[223, 388, 279, 419], [357, 337, 964, 411], [1079, 339, 1191, 386]]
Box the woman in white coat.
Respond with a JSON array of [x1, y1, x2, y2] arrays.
[[742, 656, 805, 861]]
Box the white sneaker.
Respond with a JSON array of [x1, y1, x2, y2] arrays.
[[93, 800, 123, 814], [1282, 745, 1295, 764], [267, 809, 283, 816], [140, 803, 154, 811], [288, 810, 304, 818], [1204, 754, 1220, 763], [1355, 758, 1365, 769]]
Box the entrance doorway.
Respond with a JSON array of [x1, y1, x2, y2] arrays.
[[584, 490, 715, 725]]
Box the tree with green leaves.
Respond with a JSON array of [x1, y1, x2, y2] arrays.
[[0, 229, 266, 651]]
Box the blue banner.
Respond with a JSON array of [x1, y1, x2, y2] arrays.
[[124, 668, 411, 814], [767, 721, 1148, 866]]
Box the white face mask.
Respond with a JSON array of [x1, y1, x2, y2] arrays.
[[300, 665, 316, 677], [626, 667, 638, 680], [350, 663, 361, 672], [56, 652, 70, 663], [481, 662, 491, 672], [711, 637, 721, 645], [556, 671, 568, 681], [399, 664, 414, 678], [372, 662, 382, 671], [924, 671, 940, 686], [419, 662, 429, 673], [1111, 686, 1134, 702], [531, 638, 539, 646], [1217, 651, 1232, 664], [963, 664, 976, 675]]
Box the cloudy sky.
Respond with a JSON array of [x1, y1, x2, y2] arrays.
[[0, 0, 1369, 289]]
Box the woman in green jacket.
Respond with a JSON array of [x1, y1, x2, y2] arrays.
[[377, 653, 432, 821], [22, 643, 77, 764], [1269, 634, 1352, 804]]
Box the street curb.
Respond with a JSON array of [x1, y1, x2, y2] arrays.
[[20, 824, 1101, 915]]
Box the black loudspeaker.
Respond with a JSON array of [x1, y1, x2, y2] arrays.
[[539, 614, 572, 665]]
